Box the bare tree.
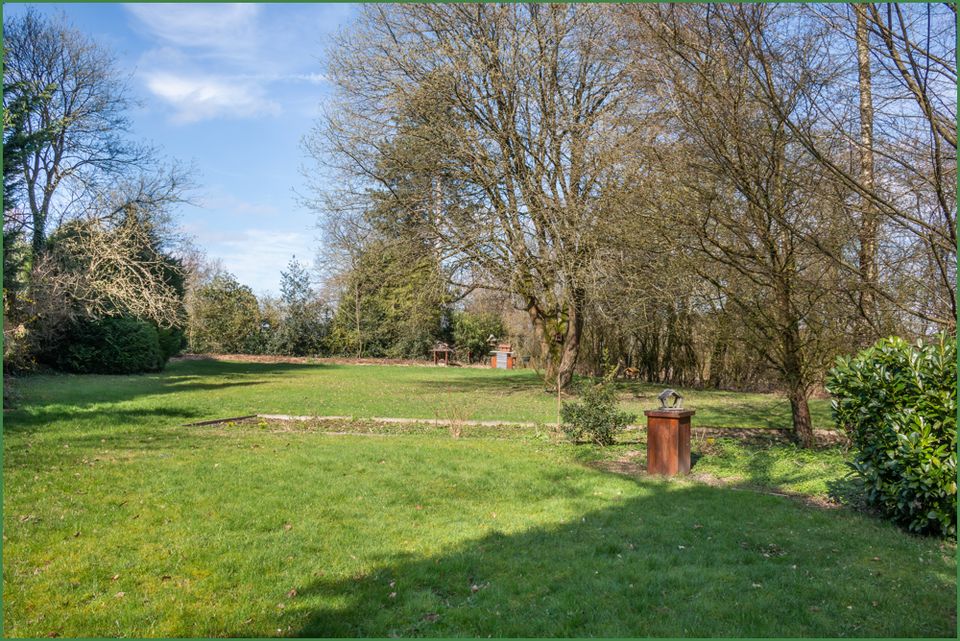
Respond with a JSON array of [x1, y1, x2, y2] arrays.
[[4, 216, 186, 366], [306, 4, 647, 390], [623, 4, 857, 446], [310, 189, 376, 358], [735, 3, 956, 331], [867, 3, 956, 150], [3, 9, 186, 256], [41, 219, 184, 325]]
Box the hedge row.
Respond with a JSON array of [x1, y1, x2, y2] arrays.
[[51, 317, 185, 374]]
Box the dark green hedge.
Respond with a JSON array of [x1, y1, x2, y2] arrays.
[[827, 334, 956, 537], [55, 317, 165, 374], [158, 326, 187, 361]]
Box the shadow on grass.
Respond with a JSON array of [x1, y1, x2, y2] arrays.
[[166, 359, 334, 377], [3, 359, 309, 419], [4, 404, 198, 429], [689, 439, 875, 517], [825, 476, 871, 510], [2, 379, 269, 435], [2, 406, 225, 470], [282, 482, 953, 638], [740, 446, 826, 486], [582, 439, 866, 514], [411, 372, 550, 396], [705, 403, 790, 429]]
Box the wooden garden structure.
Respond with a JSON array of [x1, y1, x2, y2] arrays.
[[431, 342, 454, 365]]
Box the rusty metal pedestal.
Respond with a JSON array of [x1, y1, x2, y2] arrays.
[[644, 409, 695, 475]]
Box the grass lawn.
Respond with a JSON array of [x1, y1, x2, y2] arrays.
[[3, 359, 954, 637], [7, 357, 833, 428]]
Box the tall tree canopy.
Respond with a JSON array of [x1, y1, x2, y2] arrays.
[[307, 4, 649, 390], [3, 10, 193, 371], [3, 8, 189, 256], [295, 3, 958, 445]]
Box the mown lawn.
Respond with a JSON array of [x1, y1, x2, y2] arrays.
[[3, 360, 954, 637], [7, 357, 832, 428]]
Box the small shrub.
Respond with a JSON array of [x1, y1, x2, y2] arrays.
[[826, 333, 956, 537], [561, 373, 636, 446], [54, 317, 164, 374]]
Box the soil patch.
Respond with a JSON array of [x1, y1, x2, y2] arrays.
[[691, 426, 847, 447], [173, 354, 487, 368], [589, 450, 843, 510], [590, 449, 646, 476], [686, 470, 843, 509]]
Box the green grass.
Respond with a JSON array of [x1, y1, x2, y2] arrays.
[[7, 357, 833, 428], [688, 439, 856, 497], [3, 360, 954, 637]]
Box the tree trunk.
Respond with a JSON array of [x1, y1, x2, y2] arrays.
[[854, 3, 879, 339], [788, 385, 815, 448], [556, 297, 584, 390], [529, 294, 584, 392], [782, 333, 814, 447], [776, 272, 815, 448], [708, 318, 728, 389], [354, 277, 363, 359], [31, 220, 46, 260]]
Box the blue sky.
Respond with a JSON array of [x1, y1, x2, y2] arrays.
[[5, 3, 358, 295]]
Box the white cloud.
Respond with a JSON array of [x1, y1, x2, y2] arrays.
[[125, 3, 260, 62], [125, 4, 345, 124], [210, 228, 316, 294], [144, 72, 281, 123], [284, 73, 328, 85]]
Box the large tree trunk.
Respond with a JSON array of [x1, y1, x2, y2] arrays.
[[854, 3, 879, 339], [24, 171, 47, 260], [556, 297, 584, 390], [529, 293, 584, 392]]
